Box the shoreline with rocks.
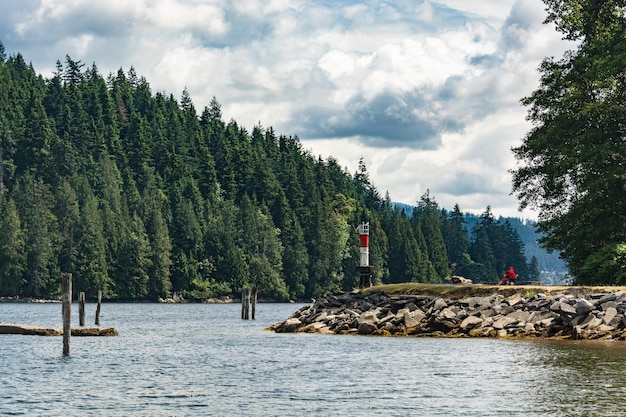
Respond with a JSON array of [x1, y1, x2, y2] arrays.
[[270, 288, 626, 341]]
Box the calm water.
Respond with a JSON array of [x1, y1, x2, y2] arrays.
[[1, 302, 626, 416]]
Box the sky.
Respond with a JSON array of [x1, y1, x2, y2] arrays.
[[0, 0, 573, 219]]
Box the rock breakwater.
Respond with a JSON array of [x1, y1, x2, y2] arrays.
[[270, 289, 626, 340]]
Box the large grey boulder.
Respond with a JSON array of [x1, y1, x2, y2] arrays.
[[274, 318, 302, 333], [460, 316, 484, 330], [575, 299, 594, 316], [507, 310, 530, 323], [439, 307, 457, 319], [560, 302, 577, 315], [431, 298, 448, 312], [404, 310, 425, 328], [493, 316, 518, 330], [358, 309, 381, 326], [603, 307, 618, 325], [445, 275, 473, 284], [507, 294, 524, 307], [358, 322, 377, 335]]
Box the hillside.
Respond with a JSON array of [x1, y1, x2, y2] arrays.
[[0, 46, 542, 299]]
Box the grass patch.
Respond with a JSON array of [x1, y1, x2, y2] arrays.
[[361, 283, 626, 300]]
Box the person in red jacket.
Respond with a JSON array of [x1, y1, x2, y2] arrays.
[[499, 266, 517, 285]]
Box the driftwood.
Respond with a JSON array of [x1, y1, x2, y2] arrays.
[[0, 323, 62, 336], [71, 327, 118, 336], [0, 323, 117, 336]]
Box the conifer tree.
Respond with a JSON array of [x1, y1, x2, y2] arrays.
[[204, 197, 246, 294], [238, 195, 288, 300], [413, 191, 448, 281], [444, 204, 471, 276], [123, 213, 152, 298], [385, 209, 422, 283], [74, 189, 110, 297], [279, 207, 309, 298], [15, 93, 54, 178], [469, 207, 498, 282], [353, 157, 382, 210], [501, 220, 529, 279], [55, 178, 80, 275], [14, 175, 60, 296], [140, 167, 173, 299], [0, 196, 26, 295]]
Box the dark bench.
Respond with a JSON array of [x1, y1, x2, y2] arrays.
[[511, 280, 542, 286]]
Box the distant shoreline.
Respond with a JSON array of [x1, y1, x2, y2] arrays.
[[0, 297, 61, 303], [0, 295, 295, 304]]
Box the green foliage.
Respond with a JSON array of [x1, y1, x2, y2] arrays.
[[383, 209, 424, 284], [0, 196, 26, 295], [13, 175, 60, 296], [413, 191, 448, 281], [444, 204, 469, 266], [0, 46, 536, 299], [74, 191, 110, 297], [512, 1, 626, 285], [466, 207, 531, 283], [575, 243, 626, 285], [183, 275, 231, 300]]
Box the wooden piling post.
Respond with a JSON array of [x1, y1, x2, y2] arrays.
[[241, 289, 246, 319], [79, 292, 86, 327], [246, 289, 251, 320], [241, 288, 251, 319], [95, 290, 102, 326], [251, 288, 257, 320], [62, 273, 72, 356]]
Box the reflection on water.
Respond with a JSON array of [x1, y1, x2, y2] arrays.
[[521, 340, 626, 417], [1, 303, 626, 416]]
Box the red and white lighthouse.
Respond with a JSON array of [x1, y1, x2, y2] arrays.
[[356, 222, 373, 288], [357, 222, 369, 267]]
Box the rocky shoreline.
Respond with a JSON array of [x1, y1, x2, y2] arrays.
[[270, 289, 626, 341], [0, 296, 60, 303]]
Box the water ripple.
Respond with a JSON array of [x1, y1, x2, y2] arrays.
[[3, 303, 626, 416]]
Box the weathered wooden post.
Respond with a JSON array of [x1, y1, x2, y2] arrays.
[[79, 292, 86, 327], [241, 288, 251, 319], [95, 290, 102, 326], [62, 273, 72, 356], [241, 289, 246, 319], [251, 288, 257, 320]]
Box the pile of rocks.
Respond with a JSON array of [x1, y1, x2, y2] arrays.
[[270, 290, 626, 340]]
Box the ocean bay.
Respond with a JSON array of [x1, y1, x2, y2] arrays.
[[1, 302, 625, 416]]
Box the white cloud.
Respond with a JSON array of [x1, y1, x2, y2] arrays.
[[416, 0, 435, 22], [434, 0, 517, 21], [233, 0, 295, 17], [145, 0, 228, 36], [318, 50, 355, 81], [0, 0, 570, 219]]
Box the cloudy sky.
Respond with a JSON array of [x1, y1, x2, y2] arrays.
[[0, 0, 573, 219]]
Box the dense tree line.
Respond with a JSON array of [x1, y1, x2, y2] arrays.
[[0, 45, 532, 300], [512, 0, 626, 285]]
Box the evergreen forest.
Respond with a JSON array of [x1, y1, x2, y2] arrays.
[[0, 44, 538, 300]]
